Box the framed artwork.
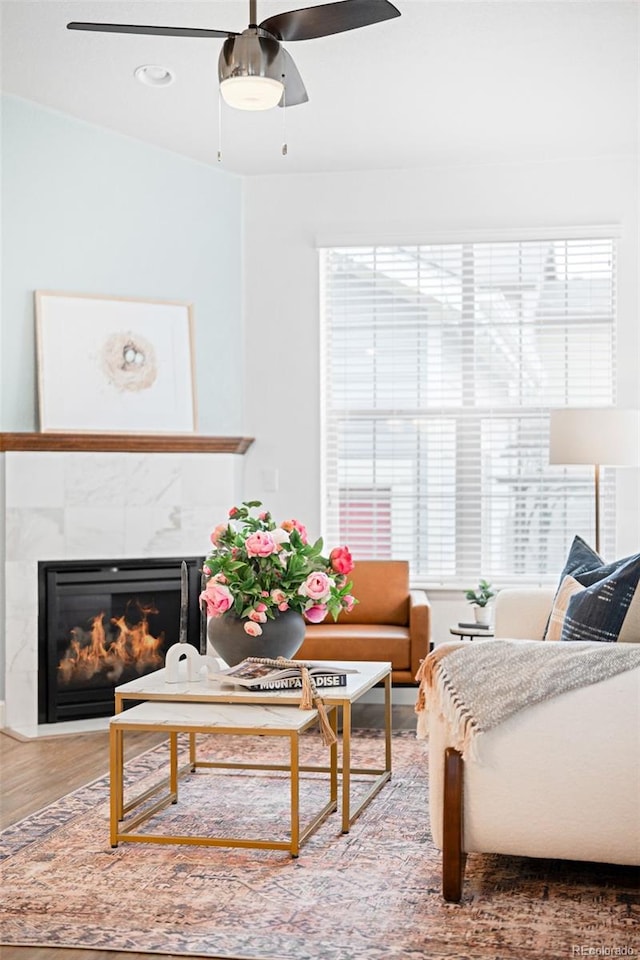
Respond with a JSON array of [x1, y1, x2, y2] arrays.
[[35, 291, 197, 433]]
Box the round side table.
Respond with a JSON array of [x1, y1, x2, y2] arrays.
[[449, 625, 495, 642]]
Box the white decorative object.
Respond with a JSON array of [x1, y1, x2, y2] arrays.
[[164, 643, 207, 683], [35, 291, 196, 434]]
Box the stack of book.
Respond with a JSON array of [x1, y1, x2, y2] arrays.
[[208, 659, 358, 692], [457, 621, 492, 630]]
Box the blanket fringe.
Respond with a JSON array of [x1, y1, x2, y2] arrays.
[[414, 642, 468, 741], [414, 642, 480, 755]]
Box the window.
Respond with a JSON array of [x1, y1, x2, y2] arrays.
[[320, 236, 617, 583]]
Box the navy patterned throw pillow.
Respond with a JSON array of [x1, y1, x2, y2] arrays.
[[556, 535, 604, 582], [560, 554, 640, 643], [554, 535, 638, 590], [544, 536, 604, 639]]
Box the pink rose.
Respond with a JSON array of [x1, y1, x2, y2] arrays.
[[258, 511, 270, 521], [271, 589, 287, 604], [342, 594, 356, 613], [281, 519, 308, 544], [299, 571, 332, 601], [278, 601, 289, 612], [212, 572, 228, 584], [330, 546, 355, 576], [244, 621, 262, 636], [210, 523, 228, 546], [248, 608, 267, 623], [228, 506, 239, 517], [304, 603, 328, 623], [245, 531, 277, 558], [202, 564, 212, 577], [256, 602, 267, 612], [200, 581, 234, 618]]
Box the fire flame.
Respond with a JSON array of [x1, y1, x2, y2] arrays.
[[58, 601, 164, 684]]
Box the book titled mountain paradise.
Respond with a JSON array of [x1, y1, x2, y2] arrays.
[[210, 659, 358, 692]]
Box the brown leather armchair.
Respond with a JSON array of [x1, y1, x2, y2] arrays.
[[297, 560, 430, 683]]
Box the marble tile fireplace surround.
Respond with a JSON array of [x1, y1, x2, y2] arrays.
[[1, 432, 252, 738]]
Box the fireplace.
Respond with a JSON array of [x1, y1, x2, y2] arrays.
[[38, 557, 204, 723]]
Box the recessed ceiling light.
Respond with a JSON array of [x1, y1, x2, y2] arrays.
[[134, 64, 175, 87]]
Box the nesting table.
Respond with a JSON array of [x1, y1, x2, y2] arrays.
[[110, 699, 338, 856], [112, 659, 392, 852]]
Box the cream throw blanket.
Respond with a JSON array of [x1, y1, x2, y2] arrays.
[[415, 639, 640, 756]]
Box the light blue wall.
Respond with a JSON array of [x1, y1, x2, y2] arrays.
[[1, 94, 244, 433]]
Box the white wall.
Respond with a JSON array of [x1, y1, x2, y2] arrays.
[[1, 94, 244, 434], [242, 157, 640, 638]]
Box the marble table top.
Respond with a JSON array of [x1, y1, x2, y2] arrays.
[[115, 659, 392, 704], [110, 699, 318, 731]]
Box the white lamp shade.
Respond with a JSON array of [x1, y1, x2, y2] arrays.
[[549, 408, 640, 467]]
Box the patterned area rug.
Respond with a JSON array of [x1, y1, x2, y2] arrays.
[[1, 730, 637, 960]]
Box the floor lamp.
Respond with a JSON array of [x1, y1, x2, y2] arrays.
[[549, 408, 640, 555]]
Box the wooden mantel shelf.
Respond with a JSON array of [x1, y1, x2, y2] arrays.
[[0, 432, 254, 454]]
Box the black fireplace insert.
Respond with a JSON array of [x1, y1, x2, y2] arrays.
[[38, 556, 204, 723]]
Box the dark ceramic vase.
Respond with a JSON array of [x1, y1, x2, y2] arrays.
[[207, 609, 306, 666]]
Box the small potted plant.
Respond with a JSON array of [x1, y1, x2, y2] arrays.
[[464, 579, 495, 625]]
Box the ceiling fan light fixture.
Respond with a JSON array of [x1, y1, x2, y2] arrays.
[[69, 0, 401, 114], [220, 75, 284, 111], [218, 31, 286, 111]]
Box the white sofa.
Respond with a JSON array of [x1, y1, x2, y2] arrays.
[[428, 587, 640, 901]]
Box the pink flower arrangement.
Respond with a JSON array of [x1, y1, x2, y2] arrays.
[[200, 500, 356, 636]]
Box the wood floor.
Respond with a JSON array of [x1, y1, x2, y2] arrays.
[[0, 701, 416, 960]]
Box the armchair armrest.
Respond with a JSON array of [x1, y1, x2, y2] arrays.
[[409, 589, 431, 679]]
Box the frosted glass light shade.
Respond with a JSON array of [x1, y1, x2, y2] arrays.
[[220, 76, 283, 111], [549, 408, 640, 467]]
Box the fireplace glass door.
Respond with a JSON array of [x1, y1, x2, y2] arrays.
[[38, 557, 203, 722]]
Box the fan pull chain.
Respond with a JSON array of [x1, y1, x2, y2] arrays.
[[217, 88, 223, 163], [281, 79, 288, 157]]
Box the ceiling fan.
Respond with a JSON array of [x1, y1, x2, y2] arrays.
[[67, 0, 401, 111]]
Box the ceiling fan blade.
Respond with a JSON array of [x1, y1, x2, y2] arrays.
[[279, 50, 308, 107], [67, 22, 236, 40], [259, 0, 400, 42]]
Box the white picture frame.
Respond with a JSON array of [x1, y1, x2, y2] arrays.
[[35, 291, 197, 434]]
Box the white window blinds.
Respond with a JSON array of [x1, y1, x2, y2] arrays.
[[320, 237, 617, 583]]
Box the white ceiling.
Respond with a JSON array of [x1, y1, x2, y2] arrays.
[[1, 0, 638, 177]]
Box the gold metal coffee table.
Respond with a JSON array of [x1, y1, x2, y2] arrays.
[[110, 700, 337, 856], [114, 659, 392, 833]]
